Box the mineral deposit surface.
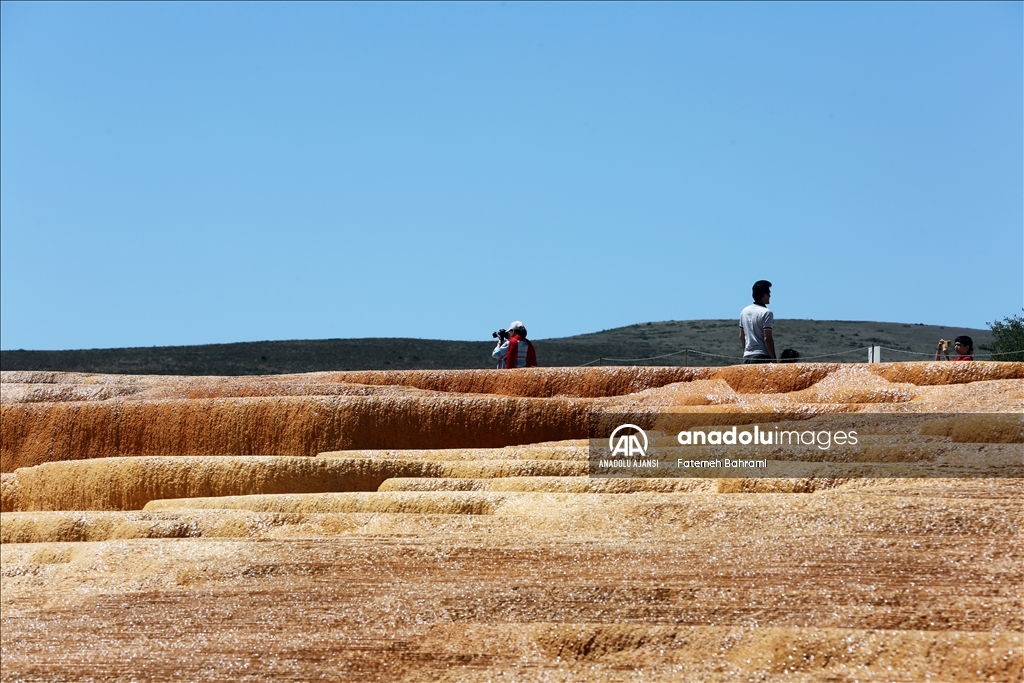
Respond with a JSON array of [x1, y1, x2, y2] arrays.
[[1, 363, 1022, 682]]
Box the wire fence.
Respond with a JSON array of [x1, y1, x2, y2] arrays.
[[877, 346, 1023, 360], [578, 345, 1024, 367]]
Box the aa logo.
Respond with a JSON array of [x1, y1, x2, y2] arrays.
[[609, 424, 648, 458]]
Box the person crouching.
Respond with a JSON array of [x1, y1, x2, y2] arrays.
[[492, 321, 537, 369]]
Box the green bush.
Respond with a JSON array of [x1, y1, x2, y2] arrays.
[[987, 313, 1024, 362]]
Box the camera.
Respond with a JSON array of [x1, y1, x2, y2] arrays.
[[492, 328, 509, 342]]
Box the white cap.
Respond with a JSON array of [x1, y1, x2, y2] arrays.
[[509, 321, 524, 331]]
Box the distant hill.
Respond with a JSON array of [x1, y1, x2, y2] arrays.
[[0, 320, 994, 375]]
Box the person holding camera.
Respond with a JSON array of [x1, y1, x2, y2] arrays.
[[492, 321, 537, 369], [935, 336, 973, 361]]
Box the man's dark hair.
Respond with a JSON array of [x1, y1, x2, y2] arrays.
[[953, 335, 973, 353], [515, 326, 528, 339], [780, 348, 800, 363], [752, 280, 772, 302]]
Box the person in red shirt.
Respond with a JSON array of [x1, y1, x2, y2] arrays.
[[935, 335, 973, 361], [492, 321, 537, 369]]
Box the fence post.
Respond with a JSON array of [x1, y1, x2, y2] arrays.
[[868, 346, 881, 363]]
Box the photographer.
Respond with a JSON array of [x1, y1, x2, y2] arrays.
[[492, 321, 537, 369], [935, 336, 973, 361]]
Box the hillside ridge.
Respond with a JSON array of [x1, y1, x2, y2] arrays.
[[0, 319, 993, 374]]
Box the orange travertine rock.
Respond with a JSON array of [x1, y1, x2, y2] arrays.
[[1, 362, 1022, 682], [376, 476, 717, 494], [306, 366, 719, 397], [2, 456, 588, 512], [0, 393, 591, 471], [4, 362, 1021, 471]]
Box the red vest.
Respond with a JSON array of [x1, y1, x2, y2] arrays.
[[506, 335, 537, 368]]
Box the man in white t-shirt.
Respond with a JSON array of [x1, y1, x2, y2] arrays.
[[739, 280, 775, 364]]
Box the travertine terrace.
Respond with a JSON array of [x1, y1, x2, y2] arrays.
[[2, 363, 1022, 681]]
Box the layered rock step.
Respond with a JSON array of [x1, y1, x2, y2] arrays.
[[2, 364, 1022, 682]]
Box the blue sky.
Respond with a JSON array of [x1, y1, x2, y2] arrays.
[[1, 2, 1021, 350]]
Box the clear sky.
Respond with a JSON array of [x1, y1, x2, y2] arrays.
[[1, 2, 1021, 350]]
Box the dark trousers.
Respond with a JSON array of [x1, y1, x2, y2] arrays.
[[743, 354, 772, 364]]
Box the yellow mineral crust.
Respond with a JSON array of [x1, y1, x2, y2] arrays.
[[377, 476, 718, 494], [1, 456, 588, 512], [2, 363, 1022, 682]]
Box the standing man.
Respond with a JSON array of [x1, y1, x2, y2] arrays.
[[493, 321, 537, 369], [739, 280, 775, 364]]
